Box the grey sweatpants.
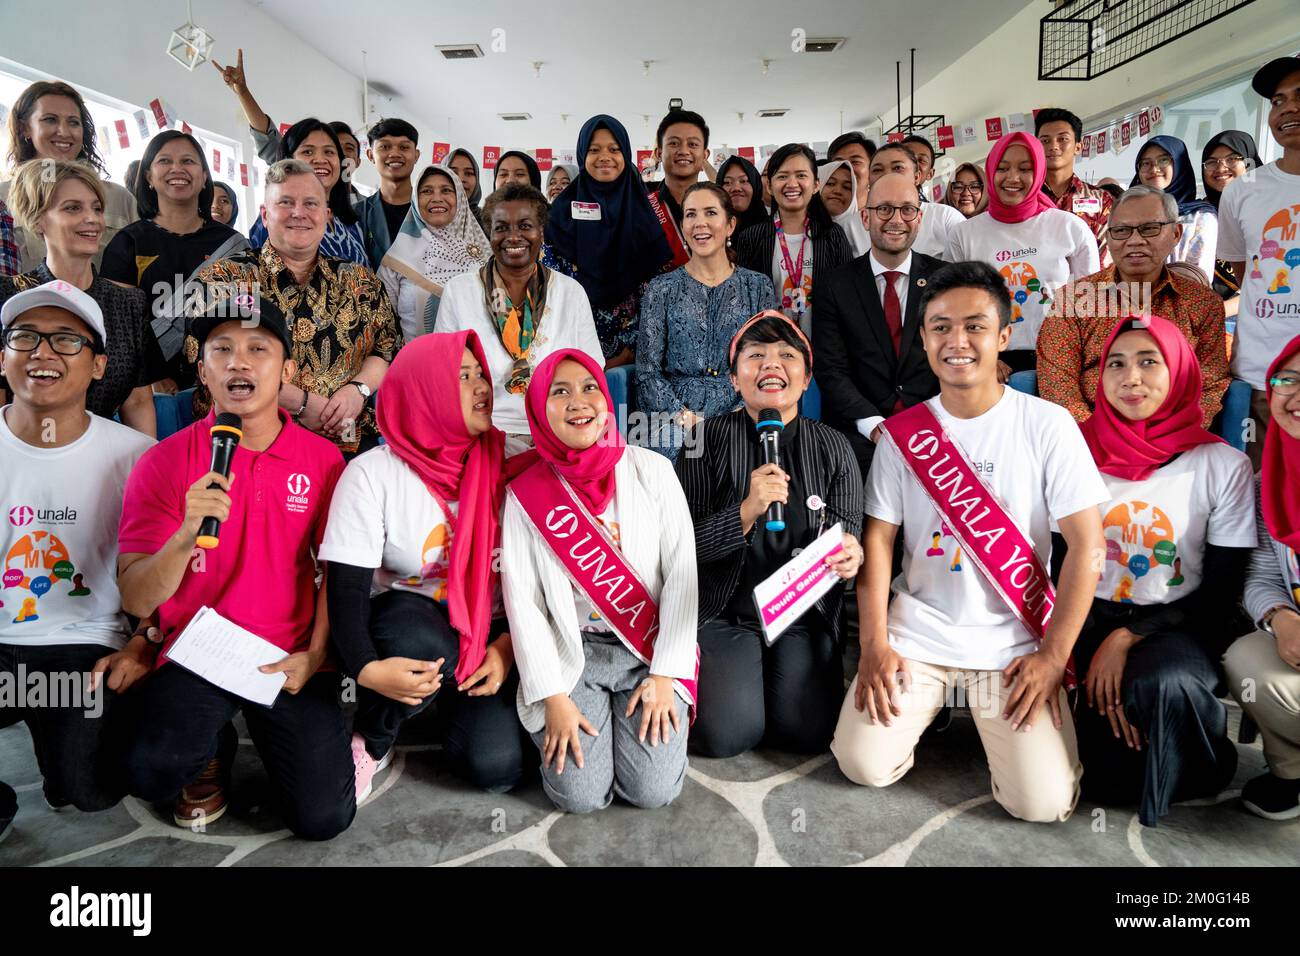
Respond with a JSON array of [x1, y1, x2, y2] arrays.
[[531, 632, 689, 813]]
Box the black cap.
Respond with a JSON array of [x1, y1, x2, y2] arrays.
[[1252, 56, 1300, 99], [186, 295, 294, 362]]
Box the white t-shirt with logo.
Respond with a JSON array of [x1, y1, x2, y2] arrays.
[[946, 209, 1100, 352], [0, 409, 154, 648], [772, 232, 815, 337], [1095, 443, 1255, 606], [1216, 163, 1300, 388], [320, 444, 472, 607], [866, 387, 1109, 670], [914, 200, 965, 261]]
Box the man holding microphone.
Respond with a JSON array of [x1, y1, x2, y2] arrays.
[[117, 296, 355, 839]]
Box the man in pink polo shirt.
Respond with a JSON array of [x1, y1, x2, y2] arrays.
[[117, 297, 354, 840]]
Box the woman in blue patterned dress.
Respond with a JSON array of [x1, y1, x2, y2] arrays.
[[636, 182, 776, 460]]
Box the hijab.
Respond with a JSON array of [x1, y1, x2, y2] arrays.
[[547, 163, 578, 196], [945, 162, 989, 217], [212, 181, 239, 226], [1200, 130, 1263, 210], [1080, 315, 1222, 481], [375, 330, 506, 681], [545, 114, 673, 310], [1131, 135, 1216, 217], [495, 150, 542, 190], [524, 348, 624, 515], [716, 155, 768, 234], [383, 165, 490, 293], [1261, 335, 1300, 550], [985, 132, 1058, 224], [818, 159, 870, 256], [449, 147, 483, 210]]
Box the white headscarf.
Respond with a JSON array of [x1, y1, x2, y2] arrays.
[[382, 164, 490, 292], [818, 159, 870, 257]]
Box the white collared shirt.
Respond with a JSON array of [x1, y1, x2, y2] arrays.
[[857, 250, 915, 442]]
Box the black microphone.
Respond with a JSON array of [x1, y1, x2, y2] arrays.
[[756, 409, 785, 533], [196, 413, 243, 550]]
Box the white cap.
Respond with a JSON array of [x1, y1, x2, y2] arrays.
[[0, 279, 107, 348]]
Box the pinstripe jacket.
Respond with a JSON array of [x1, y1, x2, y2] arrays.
[[675, 410, 864, 638]]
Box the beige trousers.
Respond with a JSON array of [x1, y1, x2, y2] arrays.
[[831, 660, 1082, 823], [1224, 631, 1300, 779]]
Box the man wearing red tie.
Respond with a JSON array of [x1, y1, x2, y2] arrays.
[[812, 172, 944, 476]]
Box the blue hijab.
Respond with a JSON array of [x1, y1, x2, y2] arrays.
[[1130, 135, 1215, 217], [545, 114, 672, 309]]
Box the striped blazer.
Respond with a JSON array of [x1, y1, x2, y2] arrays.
[[674, 409, 864, 639], [501, 446, 699, 733]]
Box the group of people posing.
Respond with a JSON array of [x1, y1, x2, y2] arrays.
[[2, 52, 1300, 843]]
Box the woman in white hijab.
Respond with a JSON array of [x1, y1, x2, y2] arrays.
[[378, 164, 492, 342], [818, 159, 869, 257]]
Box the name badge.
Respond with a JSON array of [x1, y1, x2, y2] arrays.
[[571, 201, 602, 221], [1073, 196, 1101, 214]]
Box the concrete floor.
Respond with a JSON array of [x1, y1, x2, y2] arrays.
[[2, 703, 1296, 867]]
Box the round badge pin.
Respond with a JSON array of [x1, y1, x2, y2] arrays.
[[806, 494, 825, 511]]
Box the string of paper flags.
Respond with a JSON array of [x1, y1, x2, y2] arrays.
[[98, 96, 258, 189]]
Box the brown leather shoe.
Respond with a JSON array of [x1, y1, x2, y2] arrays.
[[173, 757, 228, 830]]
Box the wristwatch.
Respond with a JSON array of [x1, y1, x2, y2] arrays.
[[349, 380, 372, 400], [1260, 605, 1294, 636], [133, 625, 164, 647]]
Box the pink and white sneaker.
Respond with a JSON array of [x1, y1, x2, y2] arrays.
[[351, 733, 394, 803]]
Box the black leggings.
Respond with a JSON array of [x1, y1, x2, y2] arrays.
[[691, 615, 843, 758], [354, 590, 528, 793], [1073, 607, 1238, 827]]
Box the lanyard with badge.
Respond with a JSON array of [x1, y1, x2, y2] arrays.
[[774, 213, 809, 317]]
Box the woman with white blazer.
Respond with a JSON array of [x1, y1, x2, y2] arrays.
[[501, 348, 698, 813]]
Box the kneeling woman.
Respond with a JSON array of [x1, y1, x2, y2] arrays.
[[502, 350, 699, 812], [1075, 315, 1255, 826], [675, 311, 863, 757], [321, 331, 528, 799]]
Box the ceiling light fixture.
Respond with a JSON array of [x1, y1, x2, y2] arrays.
[[760, 59, 770, 75], [642, 60, 653, 77], [167, 0, 213, 71], [531, 61, 543, 79]]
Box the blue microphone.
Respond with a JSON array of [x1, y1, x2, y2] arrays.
[[756, 409, 785, 532]]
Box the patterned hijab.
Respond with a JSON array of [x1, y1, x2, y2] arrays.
[[382, 165, 489, 291]]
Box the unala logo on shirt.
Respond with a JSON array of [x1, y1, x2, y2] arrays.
[[285, 473, 311, 513], [8, 504, 75, 526], [996, 247, 1038, 262]]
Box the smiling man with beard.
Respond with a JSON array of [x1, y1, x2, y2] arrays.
[[116, 296, 354, 839]]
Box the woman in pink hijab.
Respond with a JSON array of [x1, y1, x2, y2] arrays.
[[947, 131, 1100, 374], [320, 330, 529, 802]]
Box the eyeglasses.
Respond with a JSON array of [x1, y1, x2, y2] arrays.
[[866, 203, 921, 221], [1108, 220, 1176, 240], [1270, 374, 1300, 396], [950, 183, 983, 195], [1202, 155, 1246, 171], [2, 328, 96, 355], [1137, 157, 1173, 173]]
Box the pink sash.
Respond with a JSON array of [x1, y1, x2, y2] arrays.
[[647, 191, 691, 270], [882, 403, 1075, 684], [510, 462, 699, 715]]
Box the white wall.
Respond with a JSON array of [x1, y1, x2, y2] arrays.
[[894, 0, 1300, 177], [0, 0, 440, 191]]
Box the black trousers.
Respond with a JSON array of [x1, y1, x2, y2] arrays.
[[1073, 604, 1238, 827], [0, 641, 128, 812], [691, 615, 843, 758], [124, 664, 356, 841], [354, 591, 528, 793]]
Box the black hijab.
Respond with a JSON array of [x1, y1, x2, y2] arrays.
[[211, 181, 239, 227], [716, 156, 768, 234], [546, 114, 673, 310], [495, 150, 542, 190], [1200, 130, 1264, 210]]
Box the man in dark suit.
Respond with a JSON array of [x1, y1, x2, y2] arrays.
[[813, 172, 943, 476]]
